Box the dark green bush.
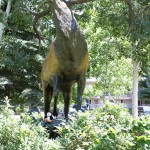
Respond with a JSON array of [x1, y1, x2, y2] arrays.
[[0, 101, 150, 150], [58, 103, 150, 150], [0, 98, 61, 150]]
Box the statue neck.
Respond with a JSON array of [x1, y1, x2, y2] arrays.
[[51, 0, 78, 39]]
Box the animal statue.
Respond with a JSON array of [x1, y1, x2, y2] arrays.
[[41, 0, 88, 122]]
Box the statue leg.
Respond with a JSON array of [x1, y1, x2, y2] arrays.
[[76, 74, 85, 111], [43, 81, 53, 116], [53, 75, 60, 117], [62, 87, 71, 122]]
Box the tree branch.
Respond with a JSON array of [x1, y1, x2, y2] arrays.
[[26, 4, 51, 44], [123, 0, 134, 33], [64, 0, 95, 6], [26, 0, 95, 43]]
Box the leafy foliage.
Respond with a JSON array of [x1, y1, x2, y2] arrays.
[[0, 0, 51, 106], [0, 0, 149, 111], [0, 100, 150, 149], [139, 75, 150, 99], [58, 103, 150, 150], [0, 36, 47, 105], [0, 98, 60, 150]]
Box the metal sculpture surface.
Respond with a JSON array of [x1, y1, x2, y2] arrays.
[[29, 0, 89, 122]]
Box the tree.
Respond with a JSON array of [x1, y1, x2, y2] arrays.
[[82, 0, 150, 117], [1, 0, 95, 109], [80, 1, 133, 102], [0, 0, 48, 108], [0, 0, 12, 40], [139, 70, 150, 101], [0, 0, 149, 116], [124, 0, 150, 117]]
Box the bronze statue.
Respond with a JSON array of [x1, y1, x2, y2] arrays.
[[28, 0, 89, 122]]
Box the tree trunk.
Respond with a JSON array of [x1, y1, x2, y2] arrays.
[[0, 0, 12, 40], [0, 23, 5, 40], [132, 61, 140, 118], [103, 52, 108, 104]]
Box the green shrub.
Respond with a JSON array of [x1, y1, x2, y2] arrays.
[[130, 116, 150, 149], [0, 114, 61, 150], [0, 104, 61, 150], [15, 106, 21, 115], [0, 100, 150, 150], [58, 103, 150, 150]]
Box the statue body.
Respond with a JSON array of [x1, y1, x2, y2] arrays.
[[42, 0, 88, 122]]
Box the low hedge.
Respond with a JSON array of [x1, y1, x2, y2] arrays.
[[0, 102, 150, 150]]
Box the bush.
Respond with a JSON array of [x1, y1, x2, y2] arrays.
[[0, 97, 61, 150], [58, 103, 150, 150], [0, 113, 61, 150], [0, 101, 150, 150], [15, 106, 21, 115]]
